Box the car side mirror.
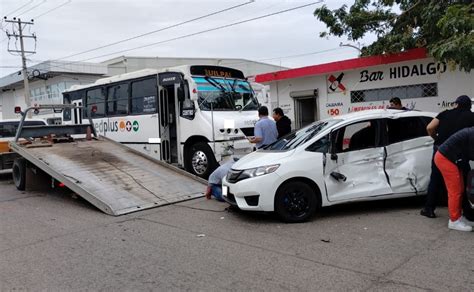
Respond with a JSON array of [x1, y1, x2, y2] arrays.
[[331, 153, 338, 161]]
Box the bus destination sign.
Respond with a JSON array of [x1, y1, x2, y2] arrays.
[[190, 65, 245, 79]]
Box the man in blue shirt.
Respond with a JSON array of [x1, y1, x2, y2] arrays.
[[205, 158, 236, 201], [248, 106, 278, 149]]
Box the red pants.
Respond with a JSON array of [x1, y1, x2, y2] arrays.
[[434, 152, 464, 221]]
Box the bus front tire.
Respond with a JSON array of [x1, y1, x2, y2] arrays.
[[12, 158, 27, 191], [186, 142, 218, 179]]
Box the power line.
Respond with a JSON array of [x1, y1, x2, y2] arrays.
[[32, 0, 71, 20], [223, 47, 347, 66], [77, 1, 324, 63], [56, 0, 256, 60], [15, 0, 47, 18], [3, 0, 35, 17]]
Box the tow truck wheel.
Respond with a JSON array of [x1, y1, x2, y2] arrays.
[[275, 181, 317, 223], [186, 142, 218, 179], [12, 158, 27, 191]]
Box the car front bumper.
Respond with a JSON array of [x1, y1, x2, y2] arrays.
[[221, 172, 280, 212]]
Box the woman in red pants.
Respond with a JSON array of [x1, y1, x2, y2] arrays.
[[435, 127, 474, 232]]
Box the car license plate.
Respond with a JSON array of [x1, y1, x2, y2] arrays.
[[222, 185, 228, 197]]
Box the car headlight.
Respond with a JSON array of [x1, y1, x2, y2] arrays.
[[227, 164, 279, 183]]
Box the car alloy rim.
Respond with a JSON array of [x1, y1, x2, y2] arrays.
[[282, 190, 309, 217], [191, 150, 208, 175]]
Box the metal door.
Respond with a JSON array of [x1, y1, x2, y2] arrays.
[[158, 72, 182, 163]]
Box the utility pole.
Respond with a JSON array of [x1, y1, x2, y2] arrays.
[[4, 17, 36, 116]]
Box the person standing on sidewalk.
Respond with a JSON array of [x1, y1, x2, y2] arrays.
[[435, 127, 474, 232], [272, 107, 292, 138], [248, 106, 278, 149], [421, 95, 474, 218]]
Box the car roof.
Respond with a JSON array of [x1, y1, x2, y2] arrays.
[[336, 109, 436, 122]]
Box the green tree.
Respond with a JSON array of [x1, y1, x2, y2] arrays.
[[314, 1, 473, 71]]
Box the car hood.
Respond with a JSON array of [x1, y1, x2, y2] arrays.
[[232, 150, 295, 170]]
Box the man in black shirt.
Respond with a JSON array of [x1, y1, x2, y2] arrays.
[[421, 95, 474, 218], [272, 107, 292, 138], [388, 97, 408, 110]]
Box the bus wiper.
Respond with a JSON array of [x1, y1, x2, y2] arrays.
[[230, 78, 237, 93], [204, 76, 226, 92], [238, 84, 257, 112]]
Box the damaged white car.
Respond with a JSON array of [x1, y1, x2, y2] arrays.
[[222, 109, 436, 222]]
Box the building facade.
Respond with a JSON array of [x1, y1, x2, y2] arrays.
[[255, 48, 473, 129], [0, 61, 108, 121]]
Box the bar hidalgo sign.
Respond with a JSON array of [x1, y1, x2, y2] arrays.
[[359, 62, 447, 83]]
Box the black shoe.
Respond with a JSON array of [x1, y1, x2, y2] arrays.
[[420, 208, 436, 218]]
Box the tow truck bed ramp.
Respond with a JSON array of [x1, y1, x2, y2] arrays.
[[10, 138, 205, 215]]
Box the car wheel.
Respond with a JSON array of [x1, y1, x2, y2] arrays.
[[275, 181, 317, 223], [12, 158, 27, 191], [185, 142, 218, 179]]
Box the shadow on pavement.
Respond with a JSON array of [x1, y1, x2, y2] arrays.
[[225, 196, 427, 223]]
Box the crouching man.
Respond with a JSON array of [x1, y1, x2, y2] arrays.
[[205, 158, 237, 202], [434, 127, 474, 232]]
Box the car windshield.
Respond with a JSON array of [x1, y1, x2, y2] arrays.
[[193, 76, 259, 111], [266, 119, 342, 151]]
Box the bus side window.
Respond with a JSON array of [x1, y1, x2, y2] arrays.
[[107, 83, 129, 116], [86, 88, 105, 118], [131, 78, 157, 115], [63, 94, 72, 121]]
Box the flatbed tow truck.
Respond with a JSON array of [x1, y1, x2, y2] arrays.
[[9, 105, 206, 216]]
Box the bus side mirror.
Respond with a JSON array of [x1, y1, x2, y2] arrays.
[[181, 100, 195, 120]]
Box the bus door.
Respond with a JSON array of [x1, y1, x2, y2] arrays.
[[158, 73, 182, 164], [72, 99, 83, 125]]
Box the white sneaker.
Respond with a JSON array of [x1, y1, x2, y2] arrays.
[[461, 217, 474, 227], [448, 218, 473, 232]]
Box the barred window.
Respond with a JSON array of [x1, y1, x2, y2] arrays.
[[351, 83, 438, 103]]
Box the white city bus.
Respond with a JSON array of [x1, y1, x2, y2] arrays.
[[62, 65, 261, 178]]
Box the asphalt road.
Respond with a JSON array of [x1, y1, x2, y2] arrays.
[[0, 172, 473, 291]]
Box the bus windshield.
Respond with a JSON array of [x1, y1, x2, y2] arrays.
[[193, 76, 259, 111]]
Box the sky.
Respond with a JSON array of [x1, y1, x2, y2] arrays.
[[0, 0, 377, 77]]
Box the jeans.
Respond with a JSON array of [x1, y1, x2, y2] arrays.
[[425, 145, 446, 210], [210, 183, 225, 202]]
